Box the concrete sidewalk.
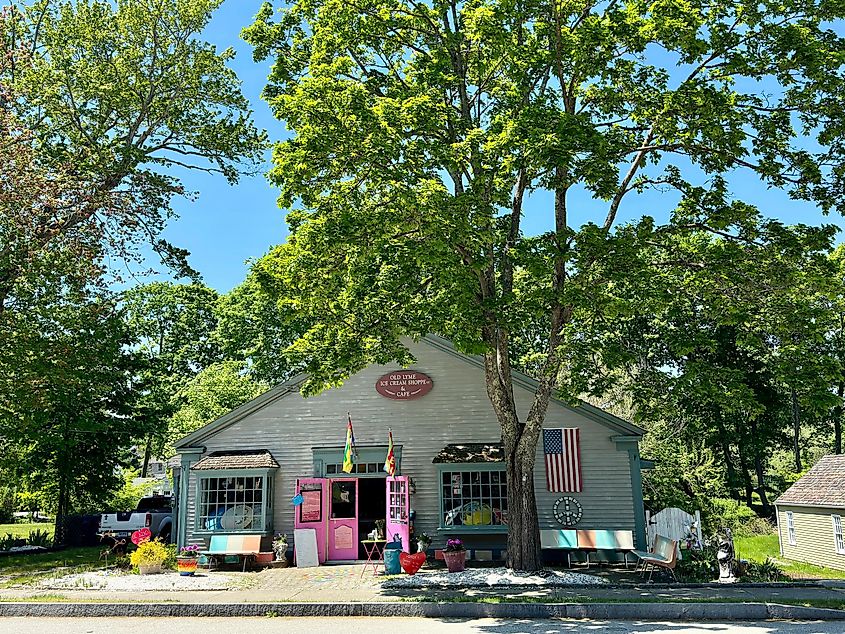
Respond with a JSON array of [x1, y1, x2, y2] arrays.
[[1, 565, 844, 606]]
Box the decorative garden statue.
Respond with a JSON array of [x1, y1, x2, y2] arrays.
[[716, 528, 737, 583], [272, 534, 288, 564]]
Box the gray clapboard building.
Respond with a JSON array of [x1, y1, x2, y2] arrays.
[[775, 455, 845, 571], [172, 335, 647, 560]]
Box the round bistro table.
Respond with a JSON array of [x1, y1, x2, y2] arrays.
[[360, 539, 387, 577]]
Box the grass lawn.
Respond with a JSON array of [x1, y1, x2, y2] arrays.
[[0, 522, 54, 539], [0, 546, 106, 589], [735, 533, 845, 580]]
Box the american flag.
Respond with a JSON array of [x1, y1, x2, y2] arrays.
[[543, 428, 582, 492]]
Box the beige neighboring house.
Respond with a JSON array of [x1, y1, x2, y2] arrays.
[[775, 455, 845, 571]]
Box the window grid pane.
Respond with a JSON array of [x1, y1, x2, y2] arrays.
[[198, 474, 268, 532], [441, 469, 507, 527]]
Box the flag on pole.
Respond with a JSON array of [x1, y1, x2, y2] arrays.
[[342, 413, 356, 473], [543, 428, 582, 492], [383, 430, 396, 476]]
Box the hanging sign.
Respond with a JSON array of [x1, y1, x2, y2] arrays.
[[375, 371, 434, 400]]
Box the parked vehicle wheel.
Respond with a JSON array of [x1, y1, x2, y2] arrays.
[[158, 527, 171, 543]]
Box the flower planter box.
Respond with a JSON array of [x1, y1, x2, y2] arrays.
[[138, 563, 163, 575], [255, 552, 275, 565]]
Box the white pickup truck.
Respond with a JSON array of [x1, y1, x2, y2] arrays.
[[99, 495, 173, 542]]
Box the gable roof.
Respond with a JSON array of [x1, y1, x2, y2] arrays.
[[175, 335, 643, 450], [776, 455, 845, 508]]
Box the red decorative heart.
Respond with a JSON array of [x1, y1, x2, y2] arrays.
[[400, 551, 426, 575], [131, 528, 152, 545]]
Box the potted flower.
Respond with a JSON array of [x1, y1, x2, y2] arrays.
[[416, 532, 431, 556], [176, 544, 201, 576], [129, 538, 170, 575], [443, 537, 466, 573], [272, 534, 289, 565]]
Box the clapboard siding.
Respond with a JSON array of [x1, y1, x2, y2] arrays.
[[180, 338, 637, 548], [777, 505, 845, 571]]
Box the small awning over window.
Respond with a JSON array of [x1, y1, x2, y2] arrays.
[[432, 443, 503, 464], [191, 450, 279, 471]]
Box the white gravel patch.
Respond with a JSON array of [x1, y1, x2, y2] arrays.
[[382, 567, 608, 588], [39, 569, 234, 591], [4, 546, 47, 553]]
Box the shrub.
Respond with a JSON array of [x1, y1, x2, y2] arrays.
[[743, 558, 788, 582], [677, 543, 719, 582], [0, 533, 18, 551], [129, 539, 170, 569], [27, 529, 53, 548], [703, 498, 758, 534]]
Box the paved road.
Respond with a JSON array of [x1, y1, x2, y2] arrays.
[[1, 618, 843, 633]]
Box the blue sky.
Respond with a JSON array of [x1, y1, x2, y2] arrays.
[[157, 0, 844, 294]]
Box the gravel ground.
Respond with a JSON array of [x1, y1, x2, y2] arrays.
[[382, 567, 607, 588], [39, 570, 235, 591]]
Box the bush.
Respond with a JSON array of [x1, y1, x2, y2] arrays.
[[677, 543, 719, 582], [703, 498, 758, 534], [743, 558, 788, 582], [129, 539, 170, 569], [27, 529, 53, 547]]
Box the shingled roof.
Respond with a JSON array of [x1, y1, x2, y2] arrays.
[[191, 450, 279, 471], [433, 443, 504, 464], [776, 455, 845, 508]]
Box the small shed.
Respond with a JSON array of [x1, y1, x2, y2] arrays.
[[774, 455, 845, 571]]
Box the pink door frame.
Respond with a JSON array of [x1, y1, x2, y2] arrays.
[[327, 478, 359, 560], [386, 475, 410, 551], [294, 478, 328, 564]]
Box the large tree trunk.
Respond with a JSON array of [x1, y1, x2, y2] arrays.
[[506, 441, 542, 571], [481, 326, 550, 572], [791, 387, 802, 472]]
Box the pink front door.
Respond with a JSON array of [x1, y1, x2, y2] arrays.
[[386, 475, 410, 551], [294, 478, 328, 564], [327, 478, 358, 560]]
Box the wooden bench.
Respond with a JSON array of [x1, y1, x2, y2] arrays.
[[540, 529, 635, 567], [201, 534, 262, 572], [632, 534, 678, 581]]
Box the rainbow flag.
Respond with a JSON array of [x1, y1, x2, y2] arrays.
[[342, 413, 356, 473], [383, 430, 396, 476]]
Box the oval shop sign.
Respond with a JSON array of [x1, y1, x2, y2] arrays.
[[376, 371, 433, 400]]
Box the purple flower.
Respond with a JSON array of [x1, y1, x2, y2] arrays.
[[445, 538, 465, 552]]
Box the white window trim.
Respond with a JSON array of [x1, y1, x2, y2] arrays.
[[833, 514, 845, 555], [786, 511, 796, 546]]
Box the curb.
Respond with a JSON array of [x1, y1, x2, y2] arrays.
[[0, 601, 843, 620]]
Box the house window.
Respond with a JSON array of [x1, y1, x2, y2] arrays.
[[833, 515, 845, 555], [325, 462, 383, 475], [440, 468, 508, 530], [786, 511, 796, 546], [197, 473, 273, 533]]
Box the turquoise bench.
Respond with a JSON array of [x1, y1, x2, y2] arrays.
[[541, 529, 635, 567], [201, 534, 262, 572]]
